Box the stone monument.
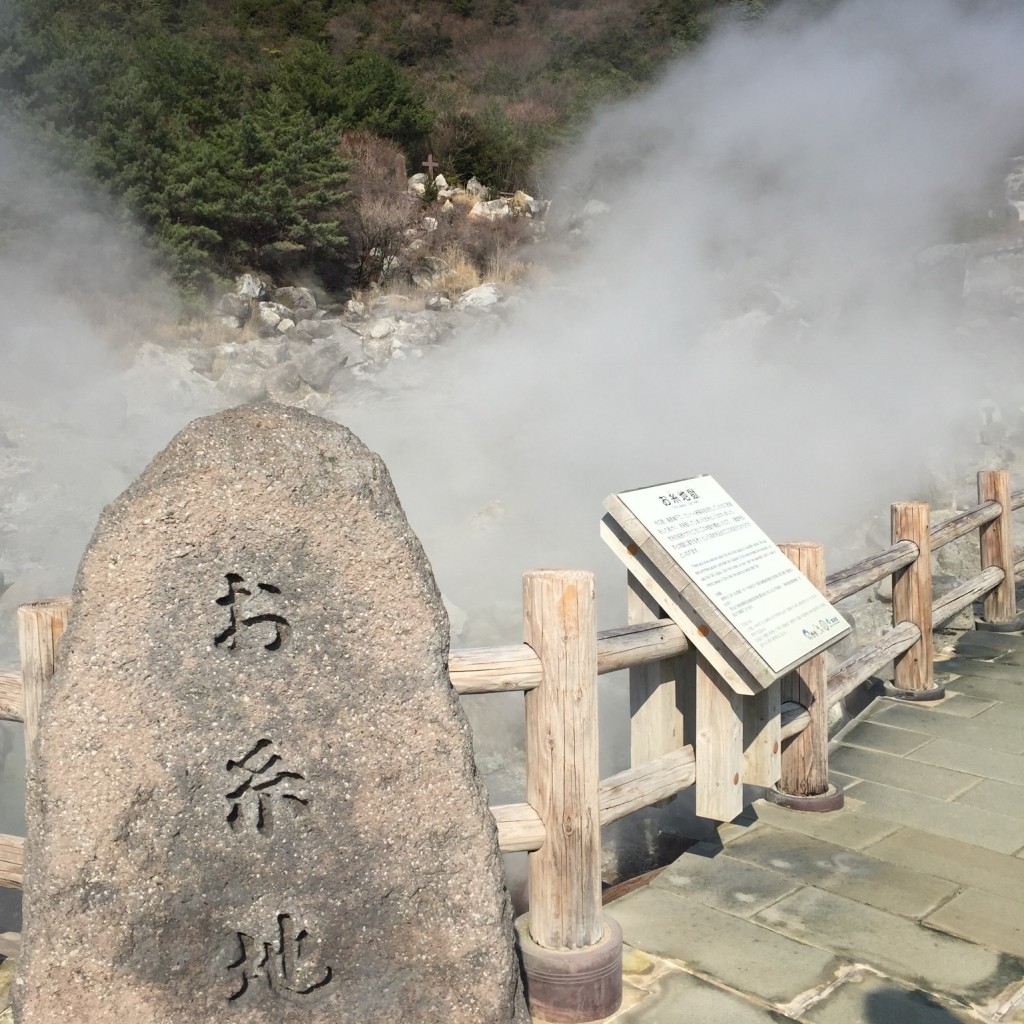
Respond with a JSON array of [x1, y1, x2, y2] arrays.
[[16, 403, 529, 1023]]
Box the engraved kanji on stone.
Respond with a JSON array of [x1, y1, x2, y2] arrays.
[[225, 739, 308, 835], [215, 573, 290, 651], [227, 914, 333, 1002]]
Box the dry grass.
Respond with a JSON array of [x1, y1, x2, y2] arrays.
[[434, 244, 482, 296]]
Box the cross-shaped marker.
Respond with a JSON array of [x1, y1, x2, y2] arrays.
[[422, 153, 439, 178]]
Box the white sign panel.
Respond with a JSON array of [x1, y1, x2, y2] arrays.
[[617, 476, 850, 675]]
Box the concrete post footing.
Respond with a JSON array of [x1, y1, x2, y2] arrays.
[[515, 914, 623, 1023], [765, 782, 845, 813]]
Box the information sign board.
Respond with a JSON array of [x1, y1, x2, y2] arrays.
[[606, 475, 850, 682]]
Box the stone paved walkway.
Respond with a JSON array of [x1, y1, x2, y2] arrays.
[[599, 629, 1024, 1024]]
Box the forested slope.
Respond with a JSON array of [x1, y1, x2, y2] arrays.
[[0, 0, 767, 296]]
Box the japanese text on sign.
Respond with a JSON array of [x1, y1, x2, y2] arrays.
[[618, 476, 849, 675]]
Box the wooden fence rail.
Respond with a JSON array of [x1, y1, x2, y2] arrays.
[[2, 473, 1022, 1021]]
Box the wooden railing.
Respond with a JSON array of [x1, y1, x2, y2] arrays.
[[3, 470, 1022, 1022]]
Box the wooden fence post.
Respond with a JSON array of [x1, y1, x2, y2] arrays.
[[18, 597, 72, 765], [517, 569, 622, 1023], [770, 543, 843, 812], [978, 470, 1020, 627], [891, 503, 943, 699]]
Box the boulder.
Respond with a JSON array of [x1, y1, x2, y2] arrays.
[[16, 404, 528, 1024], [411, 256, 449, 290], [219, 293, 251, 320], [235, 273, 269, 300], [469, 198, 511, 222], [367, 317, 399, 340], [273, 286, 317, 320], [290, 338, 353, 392], [216, 362, 268, 403], [455, 283, 503, 309], [466, 177, 486, 196], [240, 340, 287, 371], [363, 334, 394, 363], [252, 303, 283, 337]]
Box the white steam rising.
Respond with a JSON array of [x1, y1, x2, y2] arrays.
[[2, 0, 1024, 738], [342, 0, 1024, 645], [0, 127, 222, 662]]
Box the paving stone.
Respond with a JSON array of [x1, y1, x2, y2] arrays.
[[803, 969, 979, 1023], [608, 884, 842, 1004], [954, 634, 1024, 659], [753, 887, 1021, 1002], [612, 966, 791, 1023], [954, 778, 1024, 816], [862, 826, 1024, 897], [974, 701, 1024, 729], [651, 844, 800, 918], [870, 703, 1024, 754], [907, 738, 1024, 787], [830, 771, 862, 792], [836, 720, 933, 756], [925, 888, 1024, 958], [750, 798, 900, 850], [926, 692, 997, 718], [845, 780, 1024, 853], [722, 826, 957, 919], [941, 665, 1024, 703], [831, 745, 977, 800]]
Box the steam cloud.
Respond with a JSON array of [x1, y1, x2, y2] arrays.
[[3, 0, 1024, 775], [342, 0, 1024, 648]]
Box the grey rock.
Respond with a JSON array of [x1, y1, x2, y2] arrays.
[[425, 294, 452, 311], [241, 340, 287, 371], [218, 293, 251, 320], [252, 303, 284, 337], [469, 199, 511, 222], [363, 334, 394, 364], [367, 317, 398, 340], [411, 256, 448, 290], [455, 283, 503, 309], [216, 362, 267, 403], [290, 338, 352, 392], [394, 315, 442, 348], [273, 286, 317, 320], [291, 318, 335, 341], [17, 404, 529, 1024], [264, 362, 307, 404], [235, 273, 269, 300]]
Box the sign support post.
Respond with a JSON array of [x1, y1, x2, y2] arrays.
[[603, 476, 850, 822]]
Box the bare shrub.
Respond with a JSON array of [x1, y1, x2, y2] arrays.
[[338, 132, 418, 287]]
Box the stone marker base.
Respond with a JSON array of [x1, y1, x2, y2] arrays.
[[765, 783, 845, 813], [515, 915, 623, 1023]]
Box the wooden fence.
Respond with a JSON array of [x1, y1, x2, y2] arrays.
[[1, 469, 1022, 1021]]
